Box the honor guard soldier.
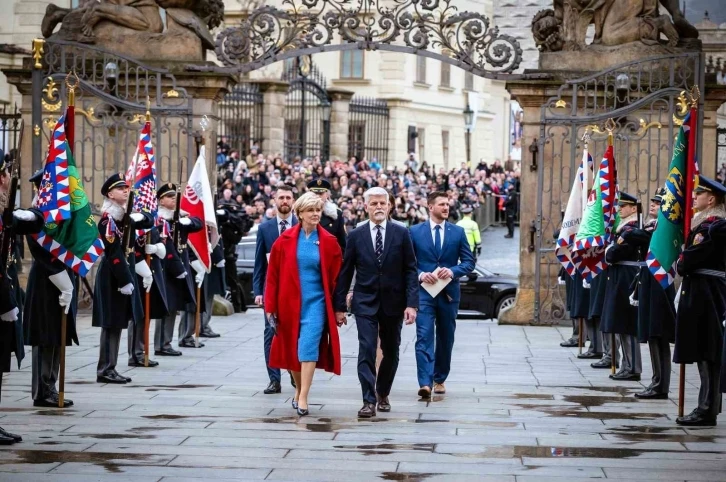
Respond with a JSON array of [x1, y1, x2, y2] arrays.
[[92, 173, 153, 384], [200, 210, 226, 338], [628, 188, 676, 399], [127, 221, 169, 368], [587, 259, 617, 370], [307, 178, 346, 251], [674, 175, 726, 426], [0, 164, 44, 442], [23, 170, 79, 407], [153, 183, 203, 354], [554, 227, 580, 348], [601, 192, 642, 381], [179, 242, 209, 347]]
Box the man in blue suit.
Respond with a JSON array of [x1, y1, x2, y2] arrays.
[[410, 191, 475, 398], [335, 187, 419, 418], [253, 184, 297, 394]]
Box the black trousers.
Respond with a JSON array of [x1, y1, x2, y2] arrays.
[[696, 360, 722, 419], [506, 213, 515, 236], [32, 345, 60, 401], [647, 337, 671, 394], [356, 310, 403, 404], [224, 259, 246, 313]]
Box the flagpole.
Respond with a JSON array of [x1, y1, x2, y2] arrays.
[[605, 125, 618, 375], [143, 99, 152, 367], [193, 130, 204, 349]]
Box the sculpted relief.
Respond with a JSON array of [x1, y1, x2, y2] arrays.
[[532, 0, 699, 53]]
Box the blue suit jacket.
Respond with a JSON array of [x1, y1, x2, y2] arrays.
[[410, 221, 476, 303], [252, 216, 298, 297], [334, 221, 419, 317]]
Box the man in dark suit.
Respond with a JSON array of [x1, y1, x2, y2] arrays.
[[308, 178, 346, 250], [253, 184, 297, 394], [410, 191, 475, 398], [335, 187, 419, 418]]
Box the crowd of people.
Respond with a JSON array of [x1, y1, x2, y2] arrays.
[[214, 139, 521, 233]]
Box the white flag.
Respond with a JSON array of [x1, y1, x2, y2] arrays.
[[180, 146, 218, 272], [555, 148, 592, 276]]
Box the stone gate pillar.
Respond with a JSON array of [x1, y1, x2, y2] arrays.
[[258, 80, 289, 156], [327, 87, 354, 161]]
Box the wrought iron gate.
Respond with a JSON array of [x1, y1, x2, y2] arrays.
[[31, 40, 194, 214], [348, 96, 390, 166], [533, 53, 705, 323], [718, 127, 726, 172], [283, 57, 331, 161], [218, 82, 263, 158], [0, 105, 22, 175]]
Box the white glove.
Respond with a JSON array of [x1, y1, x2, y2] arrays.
[[135, 260, 153, 292], [144, 243, 158, 255], [119, 283, 134, 295], [557, 277, 566, 286], [179, 217, 192, 226], [629, 292, 639, 307], [191, 260, 205, 288], [13, 209, 36, 222], [176, 271, 188, 279], [49, 271, 74, 314], [153, 243, 166, 259], [1, 308, 18, 322], [216, 259, 226, 268], [130, 212, 145, 223], [583, 280, 591, 289], [216, 209, 225, 216]]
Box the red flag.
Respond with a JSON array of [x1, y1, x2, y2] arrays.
[[684, 107, 699, 236], [181, 147, 218, 272]]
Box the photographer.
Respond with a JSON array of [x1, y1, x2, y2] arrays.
[[217, 200, 253, 312]]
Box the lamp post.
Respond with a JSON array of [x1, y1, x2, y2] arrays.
[[463, 103, 474, 167]]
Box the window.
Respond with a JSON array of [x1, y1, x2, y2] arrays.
[[340, 51, 364, 79], [442, 130, 450, 168], [465, 71, 474, 91], [348, 122, 365, 161], [417, 128, 426, 163], [416, 56, 426, 84], [440, 62, 450, 88]]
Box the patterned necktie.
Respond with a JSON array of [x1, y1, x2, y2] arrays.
[[434, 225, 442, 256], [280, 219, 287, 234], [375, 225, 383, 262]]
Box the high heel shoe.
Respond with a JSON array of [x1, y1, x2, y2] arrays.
[[296, 406, 309, 417], [292, 399, 298, 410]]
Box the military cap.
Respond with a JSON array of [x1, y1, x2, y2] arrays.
[[618, 192, 638, 206], [157, 182, 177, 199], [694, 175, 726, 196], [651, 187, 666, 203], [307, 178, 331, 193], [461, 205, 473, 214], [101, 172, 129, 197], [29, 168, 44, 188]]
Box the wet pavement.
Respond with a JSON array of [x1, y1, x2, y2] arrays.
[[0, 307, 724, 481]]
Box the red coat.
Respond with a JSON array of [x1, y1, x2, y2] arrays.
[[264, 224, 343, 375]]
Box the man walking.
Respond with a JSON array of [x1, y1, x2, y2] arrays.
[[335, 187, 419, 418], [253, 184, 297, 394], [503, 187, 517, 238], [410, 191, 475, 398]]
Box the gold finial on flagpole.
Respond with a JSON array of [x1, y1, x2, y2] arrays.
[[65, 70, 79, 107], [605, 118, 616, 147], [145, 96, 151, 123], [688, 85, 700, 108]]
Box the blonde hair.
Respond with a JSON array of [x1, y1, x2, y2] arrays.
[[293, 191, 324, 217]]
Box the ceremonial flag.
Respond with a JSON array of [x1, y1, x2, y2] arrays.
[[555, 148, 592, 276], [32, 112, 104, 277], [181, 146, 218, 272], [646, 109, 698, 289], [572, 145, 618, 282], [125, 120, 157, 235]]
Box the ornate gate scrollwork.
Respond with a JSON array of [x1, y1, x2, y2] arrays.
[[210, 0, 522, 79]]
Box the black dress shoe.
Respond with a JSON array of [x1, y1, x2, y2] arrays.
[[358, 402, 376, 418], [112, 370, 132, 383], [179, 341, 205, 348], [560, 337, 579, 347], [49, 393, 74, 407], [33, 397, 73, 408], [0, 433, 15, 445], [264, 381, 281, 394], [377, 396, 391, 412], [634, 389, 669, 399], [610, 371, 641, 381], [200, 331, 220, 338], [0, 427, 22, 443], [128, 359, 159, 368], [155, 349, 182, 356], [289, 371, 297, 388], [96, 373, 128, 384], [676, 412, 717, 426], [591, 359, 618, 369], [296, 406, 309, 416], [577, 351, 602, 359]]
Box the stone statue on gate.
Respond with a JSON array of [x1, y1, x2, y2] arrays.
[[532, 0, 699, 53], [40, 0, 224, 61]]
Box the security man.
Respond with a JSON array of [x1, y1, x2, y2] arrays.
[[456, 205, 481, 256], [307, 178, 346, 250], [92, 173, 153, 384], [674, 175, 726, 426], [600, 192, 642, 381]]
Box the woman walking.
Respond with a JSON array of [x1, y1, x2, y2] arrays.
[[265, 192, 343, 416]]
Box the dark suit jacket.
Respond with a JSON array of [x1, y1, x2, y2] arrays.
[[334, 221, 418, 317], [252, 216, 298, 297], [409, 221, 475, 304]]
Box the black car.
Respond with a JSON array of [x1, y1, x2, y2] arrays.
[[458, 264, 518, 319], [237, 237, 517, 319]]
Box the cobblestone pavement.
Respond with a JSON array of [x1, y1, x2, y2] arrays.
[[0, 308, 724, 482]]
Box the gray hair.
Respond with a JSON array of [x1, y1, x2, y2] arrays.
[[363, 187, 389, 204]]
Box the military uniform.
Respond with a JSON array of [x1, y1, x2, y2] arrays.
[[308, 179, 346, 250], [587, 269, 619, 369], [601, 193, 642, 381], [179, 246, 210, 347], [201, 233, 226, 338], [627, 189, 676, 399], [92, 174, 153, 384], [153, 184, 203, 355], [674, 176, 726, 426]]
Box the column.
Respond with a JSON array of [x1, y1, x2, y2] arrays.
[[257, 80, 289, 157], [327, 87, 354, 161]]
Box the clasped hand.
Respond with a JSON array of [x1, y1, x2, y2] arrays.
[[421, 267, 453, 285]]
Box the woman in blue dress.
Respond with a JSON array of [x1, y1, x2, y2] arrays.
[[265, 192, 343, 416]]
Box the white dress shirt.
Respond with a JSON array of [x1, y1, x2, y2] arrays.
[[429, 219, 446, 246], [369, 219, 387, 251], [277, 215, 292, 235]]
